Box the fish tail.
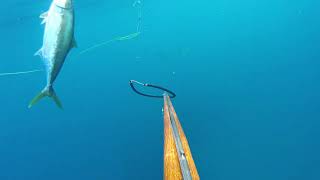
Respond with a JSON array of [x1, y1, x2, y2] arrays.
[[28, 86, 63, 109]]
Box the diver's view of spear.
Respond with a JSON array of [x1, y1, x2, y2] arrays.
[[129, 80, 200, 180], [163, 94, 200, 180]]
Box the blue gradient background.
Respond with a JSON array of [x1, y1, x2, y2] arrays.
[[0, 0, 319, 179]]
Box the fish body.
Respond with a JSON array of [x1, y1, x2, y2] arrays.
[[29, 0, 76, 108]]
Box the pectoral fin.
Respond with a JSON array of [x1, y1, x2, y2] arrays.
[[41, 19, 47, 25], [40, 12, 48, 19], [40, 12, 48, 24], [34, 48, 43, 58]]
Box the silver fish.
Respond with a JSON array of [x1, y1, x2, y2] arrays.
[[29, 0, 76, 108]]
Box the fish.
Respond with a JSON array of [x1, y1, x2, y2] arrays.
[[29, 0, 77, 109]]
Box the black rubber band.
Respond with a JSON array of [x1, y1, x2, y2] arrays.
[[129, 80, 176, 99]]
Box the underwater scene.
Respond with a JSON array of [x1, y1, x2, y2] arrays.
[[0, 0, 319, 179]]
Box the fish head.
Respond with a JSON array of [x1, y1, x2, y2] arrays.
[[54, 0, 73, 9]]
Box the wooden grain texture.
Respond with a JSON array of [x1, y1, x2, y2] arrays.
[[164, 96, 183, 180], [163, 95, 200, 180]]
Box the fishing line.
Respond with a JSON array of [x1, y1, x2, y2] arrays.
[[0, 69, 43, 77], [79, 0, 143, 55], [133, 0, 142, 32], [79, 32, 141, 55], [79, 39, 116, 55]]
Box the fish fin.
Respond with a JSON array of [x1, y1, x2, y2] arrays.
[[72, 37, 78, 48], [28, 91, 46, 108], [40, 12, 48, 19], [40, 12, 48, 24], [28, 86, 63, 109], [41, 18, 47, 25], [34, 48, 43, 57]]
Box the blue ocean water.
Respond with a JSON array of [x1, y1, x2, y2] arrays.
[[1, 0, 320, 179]]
